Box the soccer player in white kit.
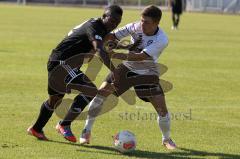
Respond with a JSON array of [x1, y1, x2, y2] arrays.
[[80, 5, 177, 150]]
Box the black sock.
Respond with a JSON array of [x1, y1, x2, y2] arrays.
[[172, 15, 176, 26], [32, 101, 54, 132], [60, 94, 92, 126], [176, 16, 180, 27]]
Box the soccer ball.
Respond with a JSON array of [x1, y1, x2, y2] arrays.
[[113, 130, 136, 153]]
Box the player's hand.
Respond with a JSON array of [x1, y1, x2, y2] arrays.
[[116, 39, 132, 49]]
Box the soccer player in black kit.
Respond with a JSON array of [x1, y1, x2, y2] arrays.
[[27, 5, 123, 142], [169, 0, 183, 30]]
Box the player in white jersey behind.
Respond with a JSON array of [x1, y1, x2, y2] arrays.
[[80, 5, 177, 150]]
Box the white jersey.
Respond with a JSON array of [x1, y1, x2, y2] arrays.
[[114, 22, 168, 75]]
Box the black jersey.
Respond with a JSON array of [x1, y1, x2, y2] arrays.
[[171, 0, 183, 14], [50, 18, 108, 61]]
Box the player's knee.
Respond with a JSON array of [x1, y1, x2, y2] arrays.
[[98, 82, 115, 96], [157, 113, 170, 122], [159, 111, 168, 117], [71, 94, 92, 113], [85, 96, 93, 103], [48, 95, 64, 109]]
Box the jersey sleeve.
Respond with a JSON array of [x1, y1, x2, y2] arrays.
[[113, 22, 138, 40], [142, 37, 169, 60], [86, 23, 103, 42]]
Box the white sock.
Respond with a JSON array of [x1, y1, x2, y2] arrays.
[[157, 113, 171, 141], [84, 95, 106, 131]]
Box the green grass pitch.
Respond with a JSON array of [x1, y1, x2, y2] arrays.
[[0, 3, 240, 159]]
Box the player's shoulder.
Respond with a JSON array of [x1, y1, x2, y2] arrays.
[[125, 21, 142, 32], [87, 18, 106, 32], [89, 17, 100, 22], [87, 18, 101, 25], [73, 18, 97, 30], [83, 18, 103, 28], [156, 28, 169, 44]]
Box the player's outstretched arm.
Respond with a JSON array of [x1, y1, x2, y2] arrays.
[[92, 40, 115, 71], [111, 51, 151, 61]]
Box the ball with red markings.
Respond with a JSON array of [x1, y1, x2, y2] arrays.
[[113, 130, 136, 153]]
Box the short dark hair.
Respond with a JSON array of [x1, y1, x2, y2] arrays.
[[141, 5, 162, 22], [103, 5, 123, 18]]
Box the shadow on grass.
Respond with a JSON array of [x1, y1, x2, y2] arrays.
[[45, 139, 81, 147], [44, 140, 240, 159], [79, 145, 240, 159]]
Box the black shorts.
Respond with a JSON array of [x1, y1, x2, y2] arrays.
[[47, 60, 97, 97], [172, 3, 182, 14], [105, 63, 164, 102]]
